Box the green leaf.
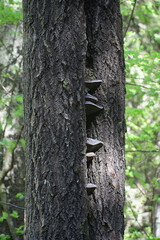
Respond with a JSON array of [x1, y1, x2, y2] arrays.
[[2, 212, 8, 219], [10, 211, 18, 218], [0, 234, 10, 240], [15, 225, 24, 234], [16, 192, 24, 200], [0, 211, 8, 222]]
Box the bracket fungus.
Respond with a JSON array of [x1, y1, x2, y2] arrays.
[[86, 183, 97, 194], [85, 80, 102, 92], [85, 93, 98, 104], [87, 138, 103, 152], [86, 152, 96, 162], [85, 101, 103, 116]]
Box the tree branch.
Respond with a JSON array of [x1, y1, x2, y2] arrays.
[[126, 150, 160, 153], [0, 201, 25, 210], [0, 125, 24, 184], [124, 0, 137, 38], [126, 200, 151, 238], [126, 82, 149, 89]]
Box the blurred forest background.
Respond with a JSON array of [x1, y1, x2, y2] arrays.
[[0, 0, 159, 239]]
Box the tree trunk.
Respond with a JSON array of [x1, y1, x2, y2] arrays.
[[152, 173, 160, 237], [85, 1, 126, 239], [23, 1, 125, 240]]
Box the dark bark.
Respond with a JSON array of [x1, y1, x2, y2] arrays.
[[23, 1, 88, 239], [84, 1, 126, 239], [23, 0, 125, 240]]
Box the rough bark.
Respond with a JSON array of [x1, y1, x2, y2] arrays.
[[84, 1, 126, 239], [23, 1, 88, 239], [23, 0, 125, 240]]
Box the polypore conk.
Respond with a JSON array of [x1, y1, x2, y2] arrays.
[[85, 101, 103, 116], [86, 183, 97, 193], [86, 152, 96, 162], [85, 80, 102, 92], [85, 93, 98, 104], [87, 138, 103, 152]]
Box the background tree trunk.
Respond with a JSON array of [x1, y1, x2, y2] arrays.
[[23, 1, 125, 239]]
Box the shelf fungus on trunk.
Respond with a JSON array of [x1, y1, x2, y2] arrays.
[[86, 183, 97, 194], [86, 152, 96, 162], [85, 93, 98, 104], [85, 80, 102, 92], [85, 101, 103, 116], [87, 138, 103, 152]]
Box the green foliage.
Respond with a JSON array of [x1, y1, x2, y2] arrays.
[[0, 0, 24, 239], [10, 210, 19, 218], [16, 192, 24, 200], [0, 212, 8, 222], [0, 234, 10, 240], [0, 209, 24, 238], [15, 225, 24, 235], [0, 0, 22, 25], [121, 0, 160, 239]]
